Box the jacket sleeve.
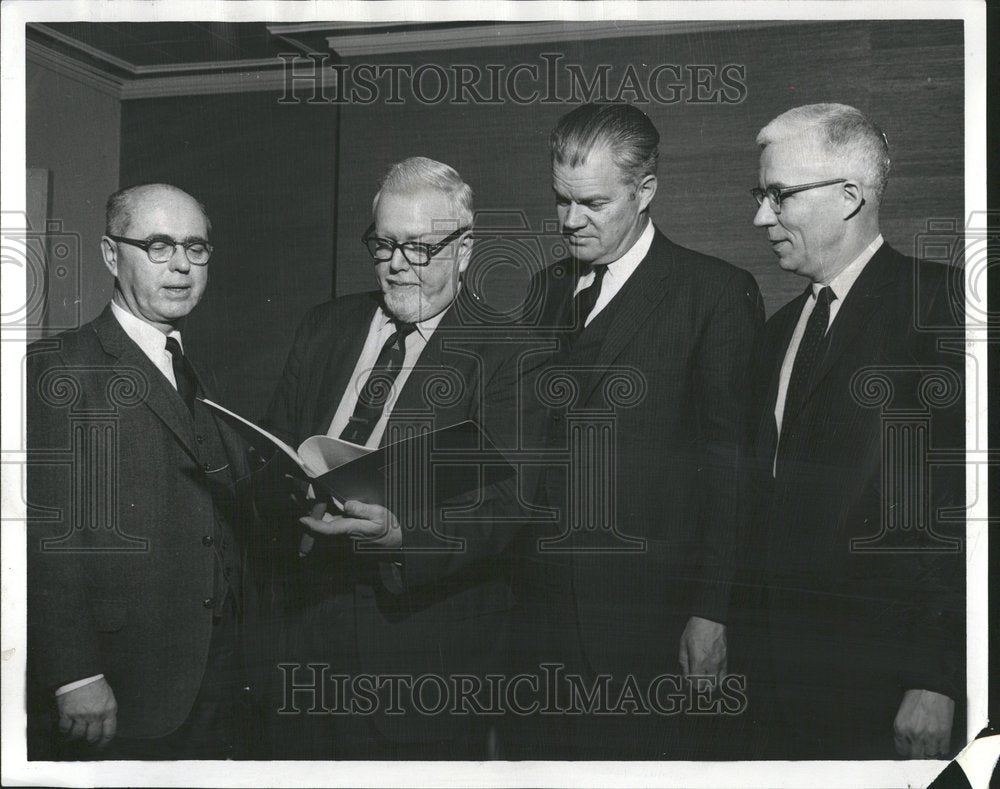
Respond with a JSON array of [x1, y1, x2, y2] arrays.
[[895, 262, 965, 700], [26, 343, 104, 690], [689, 267, 766, 624]]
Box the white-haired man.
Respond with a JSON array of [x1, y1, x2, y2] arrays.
[[745, 103, 964, 758], [262, 156, 522, 758]]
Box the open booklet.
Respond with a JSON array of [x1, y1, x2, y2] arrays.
[[200, 397, 369, 477], [199, 398, 515, 510]]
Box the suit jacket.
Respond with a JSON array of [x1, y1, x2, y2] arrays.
[[262, 288, 527, 744], [26, 305, 259, 742], [516, 226, 764, 684], [744, 242, 965, 756]]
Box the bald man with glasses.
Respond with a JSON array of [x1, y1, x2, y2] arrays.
[[27, 183, 261, 759]]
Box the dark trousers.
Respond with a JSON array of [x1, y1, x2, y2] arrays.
[[266, 593, 493, 760]]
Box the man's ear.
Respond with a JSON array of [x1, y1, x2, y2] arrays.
[[100, 236, 119, 277], [842, 181, 865, 220], [456, 231, 474, 276], [636, 174, 657, 214]]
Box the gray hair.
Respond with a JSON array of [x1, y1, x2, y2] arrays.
[[371, 156, 474, 228], [105, 183, 211, 237], [550, 103, 660, 184], [756, 103, 891, 206]]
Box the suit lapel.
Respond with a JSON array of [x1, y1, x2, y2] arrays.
[[92, 306, 201, 463], [535, 260, 577, 336], [765, 289, 810, 413], [578, 230, 673, 404], [186, 356, 247, 484], [802, 244, 898, 409], [313, 294, 382, 437]]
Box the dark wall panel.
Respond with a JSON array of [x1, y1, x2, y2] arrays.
[[120, 92, 339, 418], [116, 20, 963, 417], [335, 20, 964, 318]]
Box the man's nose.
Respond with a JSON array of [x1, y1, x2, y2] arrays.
[[167, 245, 192, 272], [388, 246, 411, 272], [753, 199, 777, 228], [562, 203, 587, 230]]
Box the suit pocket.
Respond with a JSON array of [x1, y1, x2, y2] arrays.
[[91, 598, 127, 633]]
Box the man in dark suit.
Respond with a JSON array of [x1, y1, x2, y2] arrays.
[[27, 183, 259, 759], [744, 103, 964, 759], [513, 103, 764, 758], [262, 156, 525, 759]]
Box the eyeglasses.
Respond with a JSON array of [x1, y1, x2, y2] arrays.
[[751, 178, 848, 214], [108, 234, 213, 266], [361, 224, 469, 267]]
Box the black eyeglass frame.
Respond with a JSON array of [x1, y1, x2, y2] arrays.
[[361, 224, 471, 267], [750, 178, 848, 213], [108, 234, 213, 266]]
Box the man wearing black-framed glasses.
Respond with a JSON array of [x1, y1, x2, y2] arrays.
[[741, 103, 964, 760], [27, 183, 259, 760], [261, 156, 524, 759]]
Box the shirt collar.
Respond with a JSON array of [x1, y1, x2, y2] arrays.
[[377, 297, 452, 341], [602, 218, 655, 276], [812, 234, 884, 302], [110, 298, 183, 354]]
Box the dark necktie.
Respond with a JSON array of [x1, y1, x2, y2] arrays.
[[339, 320, 417, 446], [572, 263, 608, 334], [164, 335, 198, 413], [782, 285, 836, 426]]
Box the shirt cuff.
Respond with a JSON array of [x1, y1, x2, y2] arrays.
[[55, 674, 104, 696]]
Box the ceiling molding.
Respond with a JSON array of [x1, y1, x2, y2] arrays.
[[119, 67, 336, 99], [27, 38, 335, 100], [30, 23, 137, 75], [26, 39, 124, 98], [268, 21, 418, 36], [129, 57, 289, 75], [27, 20, 801, 99], [321, 20, 799, 57], [30, 23, 292, 79]]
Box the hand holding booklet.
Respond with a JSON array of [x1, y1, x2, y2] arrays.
[[200, 398, 515, 511]]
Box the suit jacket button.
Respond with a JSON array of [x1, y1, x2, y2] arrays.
[[203, 461, 212, 471], [202, 535, 214, 547], [203, 597, 214, 608], [196, 434, 205, 444]]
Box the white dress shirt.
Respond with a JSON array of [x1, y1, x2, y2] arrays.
[[326, 301, 450, 448], [772, 234, 884, 470], [110, 299, 184, 389], [57, 301, 185, 697], [574, 219, 655, 327]]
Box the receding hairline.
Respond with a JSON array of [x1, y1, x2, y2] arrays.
[[106, 183, 211, 236]]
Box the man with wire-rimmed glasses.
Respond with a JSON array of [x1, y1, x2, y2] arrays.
[[261, 156, 525, 758], [741, 103, 965, 759], [27, 183, 261, 759]]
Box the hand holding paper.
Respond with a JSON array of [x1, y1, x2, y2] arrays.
[[300, 500, 402, 549]]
